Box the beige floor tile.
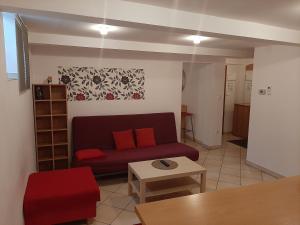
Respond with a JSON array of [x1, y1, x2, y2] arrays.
[[224, 155, 240, 160], [223, 157, 240, 164], [101, 183, 122, 192], [95, 205, 122, 224], [206, 171, 220, 180], [222, 162, 241, 170], [125, 197, 139, 212], [208, 149, 224, 156], [262, 172, 278, 181], [204, 159, 223, 167], [219, 173, 241, 185], [206, 178, 218, 190], [97, 189, 114, 207], [241, 163, 260, 172], [241, 170, 262, 179], [241, 177, 263, 186], [205, 164, 222, 173], [220, 167, 241, 177], [217, 181, 241, 190], [111, 210, 141, 225], [102, 192, 133, 209], [114, 183, 129, 195], [206, 154, 224, 161], [224, 144, 241, 151], [197, 150, 208, 156]]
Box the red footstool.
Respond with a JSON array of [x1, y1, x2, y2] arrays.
[[23, 167, 100, 225]]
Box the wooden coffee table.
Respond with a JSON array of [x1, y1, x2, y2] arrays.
[[128, 156, 207, 203]]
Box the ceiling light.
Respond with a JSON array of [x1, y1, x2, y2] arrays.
[[91, 24, 117, 36], [187, 35, 210, 44]]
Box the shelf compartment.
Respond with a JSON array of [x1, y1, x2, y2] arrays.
[[36, 131, 52, 145], [54, 159, 68, 170], [33, 84, 69, 172], [52, 101, 67, 114], [34, 85, 50, 100], [37, 146, 53, 161], [35, 101, 51, 116], [39, 160, 53, 171], [36, 117, 52, 130], [53, 130, 68, 144], [51, 85, 66, 100], [54, 145, 68, 158], [52, 115, 67, 130]]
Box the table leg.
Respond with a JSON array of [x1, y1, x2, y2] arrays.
[[128, 168, 133, 196], [200, 172, 206, 193], [140, 181, 146, 203]]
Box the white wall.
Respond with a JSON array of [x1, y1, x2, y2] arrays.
[[0, 16, 36, 225], [247, 45, 300, 176], [182, 62, 225, 147], [30, 47, 183, 140]]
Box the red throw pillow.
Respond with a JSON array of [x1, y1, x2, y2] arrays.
[[75, 149, 106, 161], [135, 128, 156, 148], [113, 129, 136, 151]]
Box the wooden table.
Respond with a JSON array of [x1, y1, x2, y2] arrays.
[[128, 157, 207, 203], [136, 176, 300, 225]]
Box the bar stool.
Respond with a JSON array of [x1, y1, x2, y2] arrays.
[[181, 111, 195, 142]]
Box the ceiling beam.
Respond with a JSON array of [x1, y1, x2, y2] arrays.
[[1, 0, 300, 45], [28, 32, 253, 58]]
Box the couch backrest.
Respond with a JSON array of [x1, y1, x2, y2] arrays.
[[72, 112, 178, 151]]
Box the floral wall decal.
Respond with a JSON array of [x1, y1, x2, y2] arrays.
[[58, 66, 145, 101]]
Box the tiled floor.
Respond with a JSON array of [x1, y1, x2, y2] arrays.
[[69, 134, 278, 225]]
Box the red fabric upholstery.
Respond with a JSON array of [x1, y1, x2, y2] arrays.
[[74, 143, 199, 174], [76, 149, 106, 161], [72, 113, 199, 175], [135, 128, 156, 148], [113, 129, 136, 150], [23, 167, 100, 225], [72, 113, 178, 150]]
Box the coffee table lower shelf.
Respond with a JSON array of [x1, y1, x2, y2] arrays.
[[129, 176, 200, 201]]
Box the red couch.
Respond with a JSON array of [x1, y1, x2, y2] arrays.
[[72, 112, 199, 175]]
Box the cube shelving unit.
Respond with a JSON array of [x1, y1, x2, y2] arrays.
[[32, 84, 69, 171]]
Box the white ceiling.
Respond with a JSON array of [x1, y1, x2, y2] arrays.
[[22, 14, 267, 51], [125, 0, 300, 30]]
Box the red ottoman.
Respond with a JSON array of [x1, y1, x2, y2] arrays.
[[23, 167, 100, 225]]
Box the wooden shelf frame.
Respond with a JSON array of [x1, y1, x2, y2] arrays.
[[33, 84, 70, 171]]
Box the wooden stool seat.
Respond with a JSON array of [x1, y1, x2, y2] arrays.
[[181, 111, 195, 142]]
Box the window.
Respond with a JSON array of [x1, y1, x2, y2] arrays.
[[2, 12, 30, 91], [2, 12, 18, 79]]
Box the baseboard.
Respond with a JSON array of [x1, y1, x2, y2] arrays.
[[182, 135, 222, 150], [246, 160, 285, 178]]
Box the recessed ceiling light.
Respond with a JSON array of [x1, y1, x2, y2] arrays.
[[91, 24, 117, 36], [186, 35, 210, 44]]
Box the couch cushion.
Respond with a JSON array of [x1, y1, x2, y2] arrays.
[[73, 143, 199, 174], [72, 113, 178, 151], [113, 129, 136, 151], [135, 128, 156, 148], [75, 149, 107, 161]]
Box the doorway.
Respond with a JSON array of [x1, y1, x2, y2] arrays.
[[222, 64, 253, 148]]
